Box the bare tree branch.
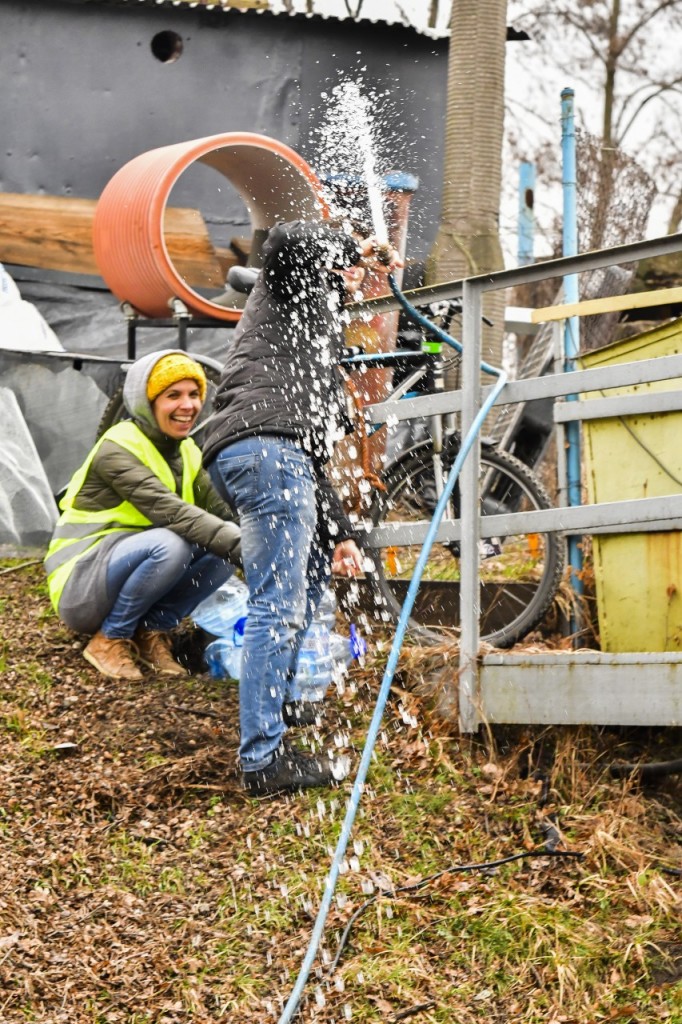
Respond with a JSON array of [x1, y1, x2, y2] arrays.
[[506, 0, 682, 254], [616, 77, 682, 143]]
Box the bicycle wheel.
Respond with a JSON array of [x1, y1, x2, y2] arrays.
[[367, 437, 565, 648], [96, 360, 221, 443]]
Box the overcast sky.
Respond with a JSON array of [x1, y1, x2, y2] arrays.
[[266, 1, 672, 255]]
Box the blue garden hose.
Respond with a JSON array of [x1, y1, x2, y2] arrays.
[[277, 276, 507, 1023]]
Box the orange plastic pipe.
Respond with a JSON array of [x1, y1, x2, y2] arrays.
[[92, 132, 327, 320]]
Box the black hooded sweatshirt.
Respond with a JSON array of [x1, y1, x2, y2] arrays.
[[202, 220, 364, 544]]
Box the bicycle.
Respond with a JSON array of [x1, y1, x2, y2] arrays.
[[98, 273, 565, 649], [340, 300, 565, 649]]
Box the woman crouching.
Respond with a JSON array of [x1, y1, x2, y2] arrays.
[[44, 350, 241, 681]]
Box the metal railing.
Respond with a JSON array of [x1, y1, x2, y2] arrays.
[[363, 232, 682, 731]]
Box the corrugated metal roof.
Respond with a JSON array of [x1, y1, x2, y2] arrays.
[[68, 0, 450, 40], [54, 2, 529, 43]]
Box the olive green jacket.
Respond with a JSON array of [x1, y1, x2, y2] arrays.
[[48, 350, 240, 634]]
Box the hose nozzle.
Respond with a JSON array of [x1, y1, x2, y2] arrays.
[[375, 242, 394, 266]]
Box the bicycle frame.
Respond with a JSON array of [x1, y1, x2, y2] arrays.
[[340, 301, 463, 517]]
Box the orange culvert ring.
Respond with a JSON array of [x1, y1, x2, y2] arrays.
[[92, 132, 327, 321]]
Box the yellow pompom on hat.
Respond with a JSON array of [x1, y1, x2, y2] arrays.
[[147, 353, 207, 403]]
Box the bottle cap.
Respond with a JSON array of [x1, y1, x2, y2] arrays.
[[349, 623, 367, 659]]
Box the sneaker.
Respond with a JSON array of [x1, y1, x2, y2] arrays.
[[243, 743, 348, 797], [282, 700, 323, 728], [135, 629, 187, 677], [83, 631, 143, 681]]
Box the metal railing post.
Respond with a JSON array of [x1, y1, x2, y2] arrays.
[[518, 161, 535, 267], [561, 87, 584, 636], [459, 279, 484, 732]]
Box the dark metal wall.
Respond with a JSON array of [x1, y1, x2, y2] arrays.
[[1, 1, 447, 269]]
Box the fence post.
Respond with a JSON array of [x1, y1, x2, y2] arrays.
[[458, 278, 484, 732], [518, 161, 535, 267], [561, 87, 584, 634]]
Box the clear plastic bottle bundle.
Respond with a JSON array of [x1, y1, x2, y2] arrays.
[[194, 580, 366, 688], [294, 619, 333, 702], [203, 616, 246, 681], [192, 574, 249, 637], [293, 588, 367, 701], [192, 575, 249, 681]]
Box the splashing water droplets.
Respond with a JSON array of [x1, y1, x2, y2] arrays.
[[314, 987, 326, 1008], [343, 82, 388, 243], [312, 78, 390, 242]]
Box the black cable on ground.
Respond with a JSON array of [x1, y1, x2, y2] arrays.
[[328, 847, 584, 973], [607, 758, 682, 780]]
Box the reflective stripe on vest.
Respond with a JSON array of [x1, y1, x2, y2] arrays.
[[44, 422, 202, 611]]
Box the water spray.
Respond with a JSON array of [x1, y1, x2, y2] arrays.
[[276, 82, 509, 1023], [277, 269, 507, 1022], [343, 81, 390, 247]]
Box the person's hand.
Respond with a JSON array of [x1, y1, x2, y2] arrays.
[[358, 237, 404, 274], [331, 539, 365, 577]]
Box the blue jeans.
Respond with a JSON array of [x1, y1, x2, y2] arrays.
[[102, 528, 233, 638], [209, 437, 330, 770]]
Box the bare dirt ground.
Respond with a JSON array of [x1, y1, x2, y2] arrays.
[[0, 557, 680, 1024]]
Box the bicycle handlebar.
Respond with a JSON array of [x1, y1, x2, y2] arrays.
[[227, 265, 260, 294], [340, 349, 430, 370]]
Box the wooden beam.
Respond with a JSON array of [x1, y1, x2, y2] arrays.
[[0, 192, 237, 288], [160, 206, 229, 287], [531, 286, 682, 323]]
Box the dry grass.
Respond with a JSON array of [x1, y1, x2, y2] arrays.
[[0, 558, 680, 1024]]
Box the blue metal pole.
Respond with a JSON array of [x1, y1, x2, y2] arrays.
[[518, 161, 535, 266], [561, 87, 584, 628]]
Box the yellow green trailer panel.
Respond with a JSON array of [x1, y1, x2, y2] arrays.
[[580, 317, 682, 652]]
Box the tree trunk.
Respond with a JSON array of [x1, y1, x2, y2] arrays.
[[428, 0, 508, 372], [602, 0, 620, 147]]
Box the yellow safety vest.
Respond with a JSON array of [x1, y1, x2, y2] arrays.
[[44, 421, 202, 613]]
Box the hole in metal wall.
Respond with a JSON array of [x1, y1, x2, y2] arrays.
[[151, 31, 183, 64]]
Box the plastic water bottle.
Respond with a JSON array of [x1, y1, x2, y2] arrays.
[[193, 576, 249, 680], [192, 575, 249, 637], [293, 589, 368, 701], [294, 620, 333, 702], [315, 588, 338, 630], [198, 582, 367, 687], [349, 623, 367, 659], [293, 588, 342, 701], [204, 616, 246, 681]]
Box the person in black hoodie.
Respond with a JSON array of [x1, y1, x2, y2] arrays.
[[203, 219, 401, 796]]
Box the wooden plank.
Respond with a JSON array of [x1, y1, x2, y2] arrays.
[[160, 206, 226, 287], [0, 192, 235, 288], [0, 194, 98, 276], [530, 286, 682, 323]]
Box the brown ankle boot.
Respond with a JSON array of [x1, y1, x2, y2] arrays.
[[135, 629, 187, 676], [83, 631, 143, 681]]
